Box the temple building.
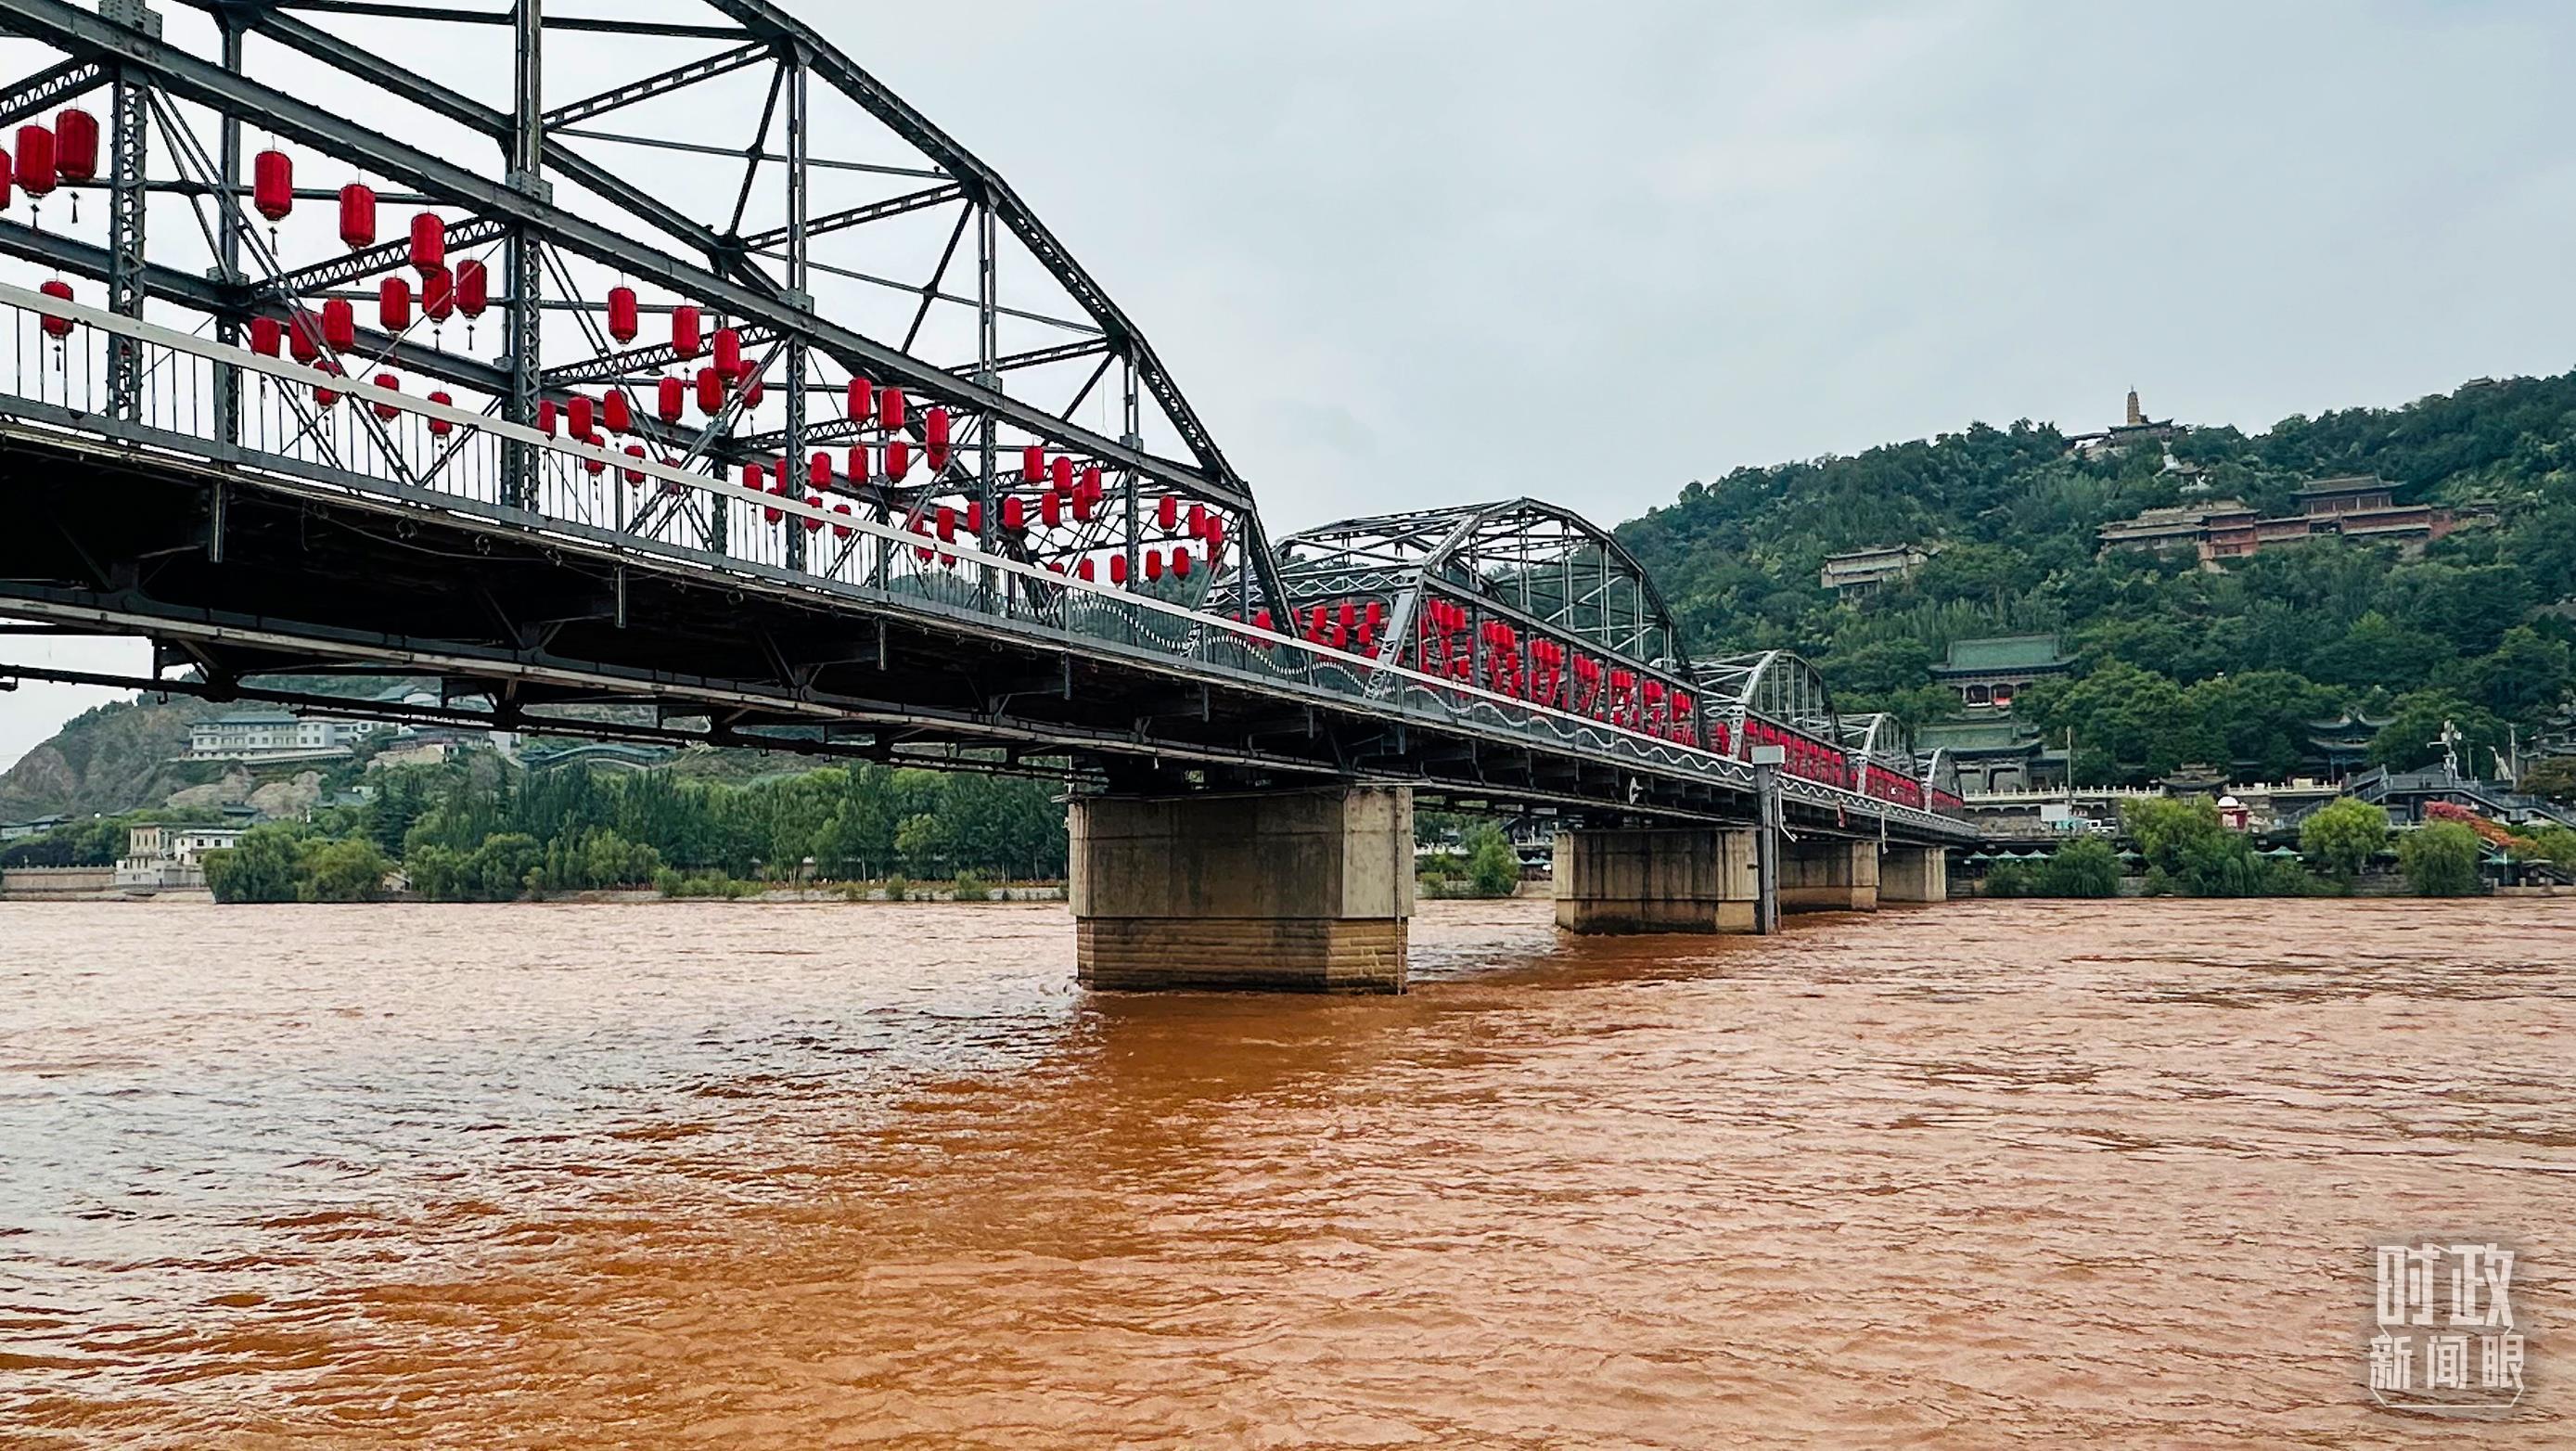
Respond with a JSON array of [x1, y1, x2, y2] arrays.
[[2066, 388, 2181, 459], [1818, 542, 1938, 597], [2097, 475, 2483, 564], [1932, 634, 2074, 711]]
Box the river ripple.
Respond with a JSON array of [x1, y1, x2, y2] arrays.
[[1, 896, 2570, 1446]]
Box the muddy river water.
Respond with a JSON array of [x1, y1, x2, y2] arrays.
[[2, 896, 2570, 1446]]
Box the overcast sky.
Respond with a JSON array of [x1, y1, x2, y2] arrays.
[[6, 1, 2574, 773]]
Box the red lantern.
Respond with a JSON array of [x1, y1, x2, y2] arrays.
[[884, 440, 910, 478], [252, 148, 293, 223], [803, 497, 825, 533], [878, 385, 906, 431], [313, 359, 344, 408], [1145, 549, 1163, 582], [568, 394, 594, 439], [455, 259, 488, 319], [1040, 491, 1062, 528], [712, 327, 743, 379], [53, 108, 96, 182], [1156, 495, 1177, 532], [371, 373, 401, 420], [1022, 444, 1044, 481], [832, 503, 853, 539], [1046, 456, 1070, 495], [741, 379, 764, 411], [409, 212, 445, 274], [623, 443, 647, 484], [1109, 554, 1129, 585], [966, 499, 984, 534], [1071, 485, 1095, 523], [422, 267, 455, 322], [924, 406, 951, 471], [1002, 496, 1025, 532], [697, 367, 725, 417], [672, 305, 702, 358], [1078, 558, 1096, 582], [658, 375, 684, 424], [847, 375, 872, 421], [249, 315, 283, 357], [936, 505, 955, 543], [603, 388, 632, 434], [536, 398, 557, 436], [378, 276, 411, 332], [607, 285, 638, 345], [321, 298, 355, 353], [38, 278, 72, 338], [428, 390, 455, 436], [846, 443, 870, 481], [15, 124, 55, 199], [1173, 546, 1192, 579], [809, 452, 831, 490], [745, 462, 766, 493], [338, 183, 376, 249]]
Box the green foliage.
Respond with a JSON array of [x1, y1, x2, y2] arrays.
[[951, 870, 991, 902], [2518, 756, 2576, 804], [2121, 796, 2323, 897], [1465, 825, 1522, 898], [2399, 822, 2485, 897], [1984, 837, 2122, 898], [300, 836, 391, 902], [882, 872, 908, 903], [2369, 691, 2509, 774], [201, 823, 309, 904], [2299, 798, 2391, 881]]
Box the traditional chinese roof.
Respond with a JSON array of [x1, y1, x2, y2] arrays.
[[1934, 635, 2071, 676]]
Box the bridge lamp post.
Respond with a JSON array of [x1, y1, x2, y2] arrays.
[[1750, 743, 1784, 935]]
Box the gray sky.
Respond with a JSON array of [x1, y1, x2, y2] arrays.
[[6, 1, 2573, 772]]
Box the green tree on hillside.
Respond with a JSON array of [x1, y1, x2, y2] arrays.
[[2398, 822, 2484, 897], [2298, 798, 2390, 884]]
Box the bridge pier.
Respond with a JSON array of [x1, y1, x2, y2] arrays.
[[1068, 786, 1413, 993], [1779, 839, 1879, 913], [1553, 827, 1761, 934], [1878, 845, 1951, 904]]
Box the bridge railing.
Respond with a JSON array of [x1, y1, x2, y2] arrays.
[[0, 283, 1970, 838]]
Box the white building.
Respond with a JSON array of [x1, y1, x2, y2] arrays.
[[114, 823, 248, 891], [185, 711, 375, 763]]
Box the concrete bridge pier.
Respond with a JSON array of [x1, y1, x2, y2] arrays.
[[1068, 786, 1414, 993], [1778, 839, 1880, 913], [1878, 845, 1951, 904], [1553, 827, 1761, 934]]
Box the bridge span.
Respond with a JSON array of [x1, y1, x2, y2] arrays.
[[0, 0, 1967, 988]]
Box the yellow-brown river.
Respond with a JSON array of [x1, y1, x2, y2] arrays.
[[2, 896, 2570, 1447]]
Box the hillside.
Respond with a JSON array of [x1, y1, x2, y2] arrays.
[[1617, 374, 2576, 783]]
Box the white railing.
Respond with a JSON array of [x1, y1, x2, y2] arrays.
[[0, 281, 1970, 837]]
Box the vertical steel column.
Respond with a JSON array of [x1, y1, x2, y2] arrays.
[[781, 45, 808, 571], [1752, 745, 1783, 934], [1121, 360, 1140, 585], [503, 0, 545, 512], [211, 17, 243, 449], [105, 64, 149, 418], [974, 199, 996, 561]]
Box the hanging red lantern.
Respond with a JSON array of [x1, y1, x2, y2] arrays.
[[378, 276, 411, 332], [1071, 485, 1095, 523], [1002, 496, 1025, 532], [567, 394, 595, 439], [1021, 444, 1044, 481], [884, 439, 910, 478], [803, 497, 825, 533], [338, 183, 376, 249], [1156, 495, 1178, 532], [606, 285, 638, 345], [53, 108, 96, 182], [252, 148, 293, 223], [313, 359, 344, 408], [409, 212, 445, 274], [1077, 558, 1096, 583], [603, 388, 631, 434], [1173, 546, 1192, 579], [1187, 503, 1208, 538], [966, 499, 984, 534], [1109, 554, 1129, 585], [672, 305, 701, 358], [809, 452, 831, 490], [658, 375, 684, 424], [1040, 491, 1061, 528], [878, 385, 906, 431], [832, 502, 853, 540], [455, 259, 488, 319], [924, 406, 951, 471], [249, 315, 284, 357], [711, 327, 743, 379], [422, 267, 455, 323], [536, 398, 557, 435], [936, 506, 955, 543], [371, 373, 401, 421], [846, 443, 870, 481], [1050, 456, 1073, 495], [16, 124, 56, 199], [428, 390, 455, 436], [847, 375, 872, 421], [321, 297, 355, 353], [744, 461, 766, 493], [1205, 514, 1224, 553], [1145, 549, 1163, 582], [623, 443, 647, 484], [697, 366, 724, 417], [38, 278, 72, 338]]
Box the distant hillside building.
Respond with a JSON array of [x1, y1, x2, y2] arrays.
[[1818, 543, 1937, 597], [1916, 717, 2069, 794], [1932, 635, 2074, 711], [185, 710, 375, 763], [114, 823, 246, 891], [2067, 388, 2181, 459], [2097, 476, 2480, 564]]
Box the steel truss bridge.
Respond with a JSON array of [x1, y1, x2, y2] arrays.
[[0, 0, 1969, 846]]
